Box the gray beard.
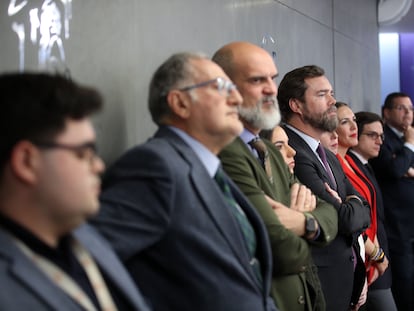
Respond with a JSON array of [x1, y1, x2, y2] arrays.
[[238, 96, 281, 130]]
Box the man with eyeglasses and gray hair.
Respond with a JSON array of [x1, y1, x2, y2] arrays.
[[370, 92, 414, 310], [91, 52, 279, 311], [0, 73, 150, 310]]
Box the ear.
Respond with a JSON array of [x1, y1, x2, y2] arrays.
[[289, 98, 303, 116], [166, 90, 192, 119], [383, 107, 391, 121], [10, 141, 40, 185]]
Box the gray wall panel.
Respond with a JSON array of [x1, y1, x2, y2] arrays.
[[0, 0, 380, 164], [334, 32, 381, 114], [276, 0, 333, 27]]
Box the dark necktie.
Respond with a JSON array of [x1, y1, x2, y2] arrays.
[[316, 143, 337, 189], [248, 137, 273, 184], [364, 162, 375, 177], [214, 168, 262, 284]]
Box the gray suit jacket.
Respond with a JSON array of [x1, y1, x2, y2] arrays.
[[0, 224, 150, 311], [91, 126, 277, 311]]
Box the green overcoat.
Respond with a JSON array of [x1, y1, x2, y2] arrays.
[[219, 137, 338, 311]]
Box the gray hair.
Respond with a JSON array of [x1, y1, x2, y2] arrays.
[[148, 52, 209, 125]]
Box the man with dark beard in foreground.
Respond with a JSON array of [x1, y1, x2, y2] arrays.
[[278, 65, 371, 310]]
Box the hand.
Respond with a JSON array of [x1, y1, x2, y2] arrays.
[[352, 278, 368, 310], [404, 167, 414, 177], [404, 126, 414, 145], [324, 182, 342, 203], [289, 183, 316, 212], [367, 265, 379, 286], [264, 195, 307, 236], [375, 255, 389, 276]]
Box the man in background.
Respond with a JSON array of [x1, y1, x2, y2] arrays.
[[0, 73, 150, 310], [370, 92, 414, 310]]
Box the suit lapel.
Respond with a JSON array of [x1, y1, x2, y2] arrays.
[[0, 230, 80, 310], [156, 128, 259, 278], [74, 225, 150, 311], [283, 126, 335, 185]]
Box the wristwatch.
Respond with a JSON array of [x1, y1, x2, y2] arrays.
[[304, 213, 317, 238]]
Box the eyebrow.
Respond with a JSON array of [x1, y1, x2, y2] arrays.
[[339, 116, 356, 122], [273, 139, 287, 145]]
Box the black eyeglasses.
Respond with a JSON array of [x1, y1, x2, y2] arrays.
[[361, 132, 385, 142], [33, 141, 99, 164], [179, 77, 237, 97]]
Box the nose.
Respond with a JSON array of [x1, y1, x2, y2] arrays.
[[264, 78, 277, 96], [287, 144, 296, 158], [228, 88, 243, 107], [93, 156, 106, 174], [351, 119, 357, 130], [328, 93, 336, 106]]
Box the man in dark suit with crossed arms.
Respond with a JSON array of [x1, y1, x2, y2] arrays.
[[277, 65, 371, 310], [370, 92, 414, 310]]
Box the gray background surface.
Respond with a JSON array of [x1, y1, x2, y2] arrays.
[[0, 0, 380, 164]]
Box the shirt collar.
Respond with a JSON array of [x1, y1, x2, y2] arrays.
[[285, 124, 320, 153], [348, 149, 368, 165], [240, 128, 260, 156], [168, 126, 220, 177], [387, 124, 404, 138]]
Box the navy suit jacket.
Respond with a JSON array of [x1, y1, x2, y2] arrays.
[[283, 125, 370, 311], [91, 126, 277, 311], [0, 224, 150, 311], [370, 124, 414, 243]]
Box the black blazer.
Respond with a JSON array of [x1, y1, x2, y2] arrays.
[[283, 125, 370, 311], [370, 124, 414, 243], [91, 126, 277, 311], [347, 151, 392, 290]]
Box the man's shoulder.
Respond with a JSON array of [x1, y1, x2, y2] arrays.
[[219, 137, 250, 160]]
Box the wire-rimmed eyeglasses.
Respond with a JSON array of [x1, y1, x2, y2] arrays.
[[33, 141, 99, 165], [179, 77, 237, 97], [360, 132, 385, 142]]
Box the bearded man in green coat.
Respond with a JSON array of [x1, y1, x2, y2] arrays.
[[213, 41, 338, 311]]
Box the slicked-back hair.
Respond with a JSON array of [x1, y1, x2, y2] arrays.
[[277, 65, 325, 122], [0, 72, 102, 171], [382, 92, 411, 117], [148, 52, 209, 125], [355, 111, 383, 138]]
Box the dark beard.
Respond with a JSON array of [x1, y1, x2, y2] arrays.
[[303, 110, 338, 132]]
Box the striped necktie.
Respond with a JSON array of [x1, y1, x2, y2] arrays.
[[214, 168, 262, 285], [248, 137, 273, 184]]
